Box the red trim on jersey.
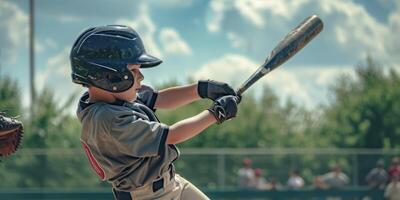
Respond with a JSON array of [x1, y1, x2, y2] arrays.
[[81, 140, 106, 180]]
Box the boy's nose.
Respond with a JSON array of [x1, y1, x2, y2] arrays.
[[138, 72, 144, 81]]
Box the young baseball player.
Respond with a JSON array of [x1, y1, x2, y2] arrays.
[[70, 25, 239, 200]]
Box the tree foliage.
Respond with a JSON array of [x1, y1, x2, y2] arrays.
[[321, 57, 400, 148], [0, 76, 21, 115]]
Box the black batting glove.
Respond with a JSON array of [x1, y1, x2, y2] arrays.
[[198, 80, 237, 101], [208, 95, 239, 124]]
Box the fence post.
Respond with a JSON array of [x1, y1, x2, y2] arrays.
[[217, 153, 226, 188], [352, 154, 359, 186]]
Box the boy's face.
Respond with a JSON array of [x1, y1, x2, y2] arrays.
[[113, 64, 144, 102]]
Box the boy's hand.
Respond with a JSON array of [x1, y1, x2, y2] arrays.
[[198, 80, 236, 101], [208, 95, 239, 124]]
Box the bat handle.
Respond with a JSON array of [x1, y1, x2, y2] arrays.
[[236, 87, 245, 96], [235, 88, 244, 104]]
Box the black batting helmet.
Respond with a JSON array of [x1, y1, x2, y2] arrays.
[[70, 25, 162, 92]]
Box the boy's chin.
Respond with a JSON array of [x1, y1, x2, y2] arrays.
[[116, 95, 137, 102], [128, 95, 138, 102]]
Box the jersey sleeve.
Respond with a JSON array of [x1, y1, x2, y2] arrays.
[[137, 85, 158, 110], [109, 109, 169, 157]]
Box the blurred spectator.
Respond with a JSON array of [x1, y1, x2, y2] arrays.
[[287, 169, 305, 189], [366, 159, 388, 189], [384, 174, 400, 200], [253, 168, 268, 190], [238, 158, 255, 189], [388, 157, 400, 181], [266, 177, 283, 190], [314, 164, 350, 189]]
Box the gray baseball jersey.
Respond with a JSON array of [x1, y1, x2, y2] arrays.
[[77, 85, 179, 191]]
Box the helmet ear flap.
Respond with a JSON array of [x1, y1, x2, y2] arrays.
[[86, 63, 135, 92], [71, 57, 91, 86]]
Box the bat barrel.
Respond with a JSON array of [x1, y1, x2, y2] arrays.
[[264, 15, 323, 70], [236, 15, 323, 95]]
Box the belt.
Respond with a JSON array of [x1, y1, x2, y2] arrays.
[[113, 169, 174, 200]]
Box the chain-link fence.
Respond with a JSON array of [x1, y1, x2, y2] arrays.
[[0, 148, 399, 189], [176, 148, 400, 189]]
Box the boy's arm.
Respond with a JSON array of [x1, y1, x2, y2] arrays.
[[154, 83, 200, 109], [154, 80, 237, 110], [166, 110, 215, 144], [166, 95, 238, 144]]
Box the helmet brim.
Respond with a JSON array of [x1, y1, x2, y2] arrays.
[[137, 54, 162, 68]]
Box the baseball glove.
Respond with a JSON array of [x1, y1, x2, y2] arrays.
[[0, 112, 23, 157]]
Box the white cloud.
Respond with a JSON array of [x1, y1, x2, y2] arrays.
[[47, 47, 71, 76], [227, 32, 246, 49], [205, 0, 398, 66], [0, 1, 28, 63], [147, 0, 194, 8], [206, 0, 230, 33], [159, 28, 192, 56], [36, 47, 81, 115], [45, 38, 58, 49], [234, 0, 266, 27], [116, 4, 163, 59], [37, 47, 71, 91], [56, 15, 83, 23], [193, 54, 355, 108], [386, 0, 400, 64], [36, 41, 45, 54], [334, 26, 347, 45], [234, 0, 309, 27], [193, 54, 258, 86], [36, 38, 58, 54], [207, 0, 310, 32], [321, 1, 389, 59], [117, 4, 192, 59]]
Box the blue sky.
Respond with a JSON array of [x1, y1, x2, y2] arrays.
[[1, 0, 399, 111]]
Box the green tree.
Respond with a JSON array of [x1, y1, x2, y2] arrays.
[[20, 88, 100, 188], [322, 57, 400, 148], [320, 57, 400, 185], [0, 81, 102, 188], [0, 76, 22, 115]]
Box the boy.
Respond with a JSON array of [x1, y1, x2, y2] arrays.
[[70, 25, 239, 200]]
